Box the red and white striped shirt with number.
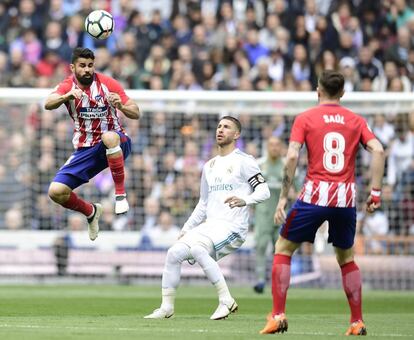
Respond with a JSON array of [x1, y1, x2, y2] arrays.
[[290, 104, 376, 208], [53, 73, 129, 149]]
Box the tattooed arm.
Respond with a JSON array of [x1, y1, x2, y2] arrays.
[[274, 141, 302, 225]]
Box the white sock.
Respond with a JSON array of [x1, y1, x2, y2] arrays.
[[160, 288, 176, 311], [160, 243, 191, 310], [214, 279, 233, 304], [190, 245, 232, 304]]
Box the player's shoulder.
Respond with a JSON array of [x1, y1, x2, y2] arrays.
[[53, 75, 74, 93], [95, 72, 122, 87], [234, 149, 259, 167], [234, 148, 256, 161]]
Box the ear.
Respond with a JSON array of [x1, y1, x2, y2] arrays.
[[234, 130, 241, 140], [70, 64, 75, 73], [339, 89, 345, 98]]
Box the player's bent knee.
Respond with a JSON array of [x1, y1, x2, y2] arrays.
[[101, 131, 120, 148], [275, 236, 299, 256], [48, 182, 71, 204], [189, 244, 210, 260], [334, 247, 354, 266], [166, 243, 190, 264]]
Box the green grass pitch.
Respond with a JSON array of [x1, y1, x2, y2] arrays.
[[0, 285, 413, 339]]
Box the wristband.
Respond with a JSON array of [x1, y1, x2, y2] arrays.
[[370, 188, 381, 204]]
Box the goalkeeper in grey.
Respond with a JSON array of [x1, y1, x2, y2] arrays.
[[145, 116, 270, 320]]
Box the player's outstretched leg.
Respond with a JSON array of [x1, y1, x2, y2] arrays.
[[87, 203, 102, 241], [188, 244, 238, 320], [340, 260, 366, 336], [144, 243, 191, 319], [260, 253, 291, 333]]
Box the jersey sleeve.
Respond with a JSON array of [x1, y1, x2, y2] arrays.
[[359, 117, 376, 146], [53, 78, 73, 95], [103, 75, 130, 105], [289, 114, 306, 144], [240, 155, 270, 205], [242, 156, 266, 189]]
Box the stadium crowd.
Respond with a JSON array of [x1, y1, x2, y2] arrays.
[[0, 0, 413, 251]]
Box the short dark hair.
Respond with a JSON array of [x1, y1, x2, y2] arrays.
[[318, 70, 345, 98], [220, 116, 242, 133], [72, 47, 95, 63]]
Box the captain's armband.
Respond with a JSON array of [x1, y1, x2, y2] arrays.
[[248, 173, 266, 189]]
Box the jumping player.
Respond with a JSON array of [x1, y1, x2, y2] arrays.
[[145, 116, 270, 320], [45, 47, 140, 241], [260, 70, 385, 335]]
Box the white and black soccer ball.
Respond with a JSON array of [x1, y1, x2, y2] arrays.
[[85, 10, 114, 40]]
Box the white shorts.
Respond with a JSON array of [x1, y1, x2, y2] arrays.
[[179, 220, 245, 260]]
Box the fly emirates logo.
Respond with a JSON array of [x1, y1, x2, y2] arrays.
[[323, 114, 345, 125], [209, 177, 233, 192]]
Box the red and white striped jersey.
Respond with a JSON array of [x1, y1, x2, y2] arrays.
[[290, 104, 376, 207], [53, 73, 129, 149]]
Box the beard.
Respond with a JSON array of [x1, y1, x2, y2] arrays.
[[77, 73, 94, 86]]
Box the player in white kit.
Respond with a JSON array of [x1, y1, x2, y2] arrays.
[[145, 116, 270, 320]]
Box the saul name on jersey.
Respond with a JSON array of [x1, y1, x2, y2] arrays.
[[323, 114, 345, 124]]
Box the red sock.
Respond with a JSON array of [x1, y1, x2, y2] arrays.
[[340, 261, 363, 323], [107, 154, 125, 195], [271, 254, 291, 316], [62, 192, 94, 217]]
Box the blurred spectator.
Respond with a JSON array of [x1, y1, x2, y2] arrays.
[[355, 46, 382, 81], [5, 206, 24, 230], [372, 114, 395, 149], [67, 212, 85, 231], [387, 117, 414, 187], [243, 28, 269, 66], [42, 21, 72, 62], [358, 209, 389, 254], [148, 210, 180, 249], [372, 60, 411, 92]]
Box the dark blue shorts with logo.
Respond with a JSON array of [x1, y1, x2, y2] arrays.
[[53, 131, 131, 190], [279, 200, 356, 249]]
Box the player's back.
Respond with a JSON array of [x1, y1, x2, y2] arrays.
[[291, 104, 375, 207]]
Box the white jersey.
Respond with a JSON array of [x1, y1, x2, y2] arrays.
[[182, 148, 269, 238]]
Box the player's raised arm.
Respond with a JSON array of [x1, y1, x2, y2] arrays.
[[108, 94, 140, 120], [365, 138, 385, 213], [44, 88, 83, 110]]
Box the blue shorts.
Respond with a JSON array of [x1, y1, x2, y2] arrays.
[[279, 200, 356, 249], [53, 132, 131, 190]]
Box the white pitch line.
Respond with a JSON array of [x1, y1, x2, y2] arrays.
[[0, 323, 412, 338]]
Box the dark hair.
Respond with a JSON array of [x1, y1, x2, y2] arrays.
[[71, 47, 95, 63], [318, 70, 345, 98], [220, 115, 242, 133]]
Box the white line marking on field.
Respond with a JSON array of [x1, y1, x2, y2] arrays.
[[0, 324, 412, 338]]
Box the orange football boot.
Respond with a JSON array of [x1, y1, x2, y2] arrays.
[[259, 313, 288, 334], [345, 320, 367, 336]]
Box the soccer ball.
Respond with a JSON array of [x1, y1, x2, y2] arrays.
[[85, 10, 114, 40]]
